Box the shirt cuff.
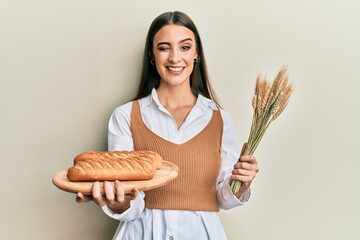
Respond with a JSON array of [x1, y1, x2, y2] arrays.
[[217, 177, 251, 210], [101, 192, 145, 221]]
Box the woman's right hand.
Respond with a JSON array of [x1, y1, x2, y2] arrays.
[[76, 180, 139, 214]]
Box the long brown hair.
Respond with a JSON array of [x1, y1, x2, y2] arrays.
[[134, 11, 220, 107]]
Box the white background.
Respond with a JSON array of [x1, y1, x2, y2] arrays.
[[1, 0, 359, 239]]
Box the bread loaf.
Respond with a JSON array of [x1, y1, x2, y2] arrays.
[[73, 150, 162, 170], [67, 150, 163, 181]]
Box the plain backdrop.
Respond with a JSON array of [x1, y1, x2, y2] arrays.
[[1, 0, 359, 239]]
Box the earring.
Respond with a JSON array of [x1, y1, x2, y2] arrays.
[[150, 59, 155, 65], [194, 58, 198, 63]]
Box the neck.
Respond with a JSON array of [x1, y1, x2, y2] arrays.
[[156, 84, 196, 110]]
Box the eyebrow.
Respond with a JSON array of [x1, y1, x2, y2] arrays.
[[156, 37, 193, 46]]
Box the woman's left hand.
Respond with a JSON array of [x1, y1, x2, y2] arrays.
[[231, 143, 259, 198]]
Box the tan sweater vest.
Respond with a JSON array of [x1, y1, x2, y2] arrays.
[[130, 100, 223, 212]]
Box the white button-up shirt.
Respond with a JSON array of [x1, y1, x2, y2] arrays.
[[102, 89, 250, 240]]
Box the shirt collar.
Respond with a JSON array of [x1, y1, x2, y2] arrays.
[[196, 94, 218, 111], [139, 88, 157, 109]]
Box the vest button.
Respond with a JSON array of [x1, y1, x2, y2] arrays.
[[169, 236, 174, 240]]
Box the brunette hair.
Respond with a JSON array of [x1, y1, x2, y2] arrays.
[[133, 11, 220, 106]]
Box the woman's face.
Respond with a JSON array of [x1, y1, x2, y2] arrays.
[[152, 24, 198, 88]]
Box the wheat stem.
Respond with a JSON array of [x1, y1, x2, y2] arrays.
[[231, 66, 294, 194]]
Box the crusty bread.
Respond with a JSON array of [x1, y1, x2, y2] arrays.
[[73, 150, 162, 169], [67, 150, 163, 181]]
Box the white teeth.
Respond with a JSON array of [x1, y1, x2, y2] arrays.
[[168, 67, 183, 72]]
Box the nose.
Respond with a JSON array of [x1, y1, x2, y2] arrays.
[[168, 48, 181, 63]]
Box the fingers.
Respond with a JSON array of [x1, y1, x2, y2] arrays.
[[231, 169, 257, 185], [92, 181, 106, 207], [129, 188, 139, 200], [234, 159, 258, 171], [232, 168, 253, 176], [232, 153, 259, 186], [76, 192, 92, 203], [76, 181, 138, 209], [104, 181, 116, 204], [114, 180, 125, 202], [239, 154, 257, 164], [92, 181, 125, 207], [113, 181, 139, 201]]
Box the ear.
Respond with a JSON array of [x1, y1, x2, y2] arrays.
[[194, 52, 199, 62]]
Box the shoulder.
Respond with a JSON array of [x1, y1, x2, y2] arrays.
[[110, 93, 153, 120], [110, 101, 133, 120], [110, 94, 151, 120], [219, 108, 236, 130]]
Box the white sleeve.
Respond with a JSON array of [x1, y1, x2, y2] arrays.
[[216, 109, 251, 210], [108, 101, 134, 151], [104, 101, 145, 220]]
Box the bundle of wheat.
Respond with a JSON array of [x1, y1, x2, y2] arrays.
[[231, 66, 295, 194]]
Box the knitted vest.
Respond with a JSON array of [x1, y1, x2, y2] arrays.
[[130, 100, 223, 212]]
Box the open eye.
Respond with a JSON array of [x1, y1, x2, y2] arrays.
[[181, 45, 191, 51]]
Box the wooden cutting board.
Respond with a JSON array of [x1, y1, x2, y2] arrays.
[[52, 161, 179, 195]]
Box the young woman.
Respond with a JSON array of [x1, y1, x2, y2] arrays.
[[77, 11, 259, 240]]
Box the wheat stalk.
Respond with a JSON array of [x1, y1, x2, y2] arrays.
[[231, 66, 294, 194]]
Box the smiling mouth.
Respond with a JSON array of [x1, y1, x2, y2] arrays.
[[167, 67, 185, 72]]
